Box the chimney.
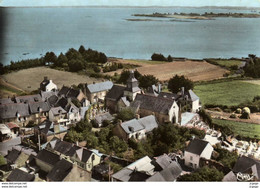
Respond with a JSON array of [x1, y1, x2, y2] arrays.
[[49, 80, 53, 84], [135, 114, 140, 119], [158, 84, 161, 93], [93, 81, 96, 84], [76, 141, 79, 146], [68, 98, 72, 104], [181, 87, 185, 98], [44, 76, 48, 81]]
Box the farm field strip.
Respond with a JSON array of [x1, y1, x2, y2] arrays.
[[194, 80, 260, 106], [212, 119, 260, 139]]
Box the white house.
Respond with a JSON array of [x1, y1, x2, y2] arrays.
[[184, 139, 213, 169], [40, 77, 58, 92]]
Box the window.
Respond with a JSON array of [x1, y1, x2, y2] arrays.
[[190, 156, 193, 161], [189, 163, 193, 167]]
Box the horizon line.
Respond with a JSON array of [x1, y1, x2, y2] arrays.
[[1, 5, 260, 9]]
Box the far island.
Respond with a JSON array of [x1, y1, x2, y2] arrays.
[[133, 12, 260, 20]]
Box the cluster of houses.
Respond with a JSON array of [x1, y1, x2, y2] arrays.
[[1, 71, 259, 182]]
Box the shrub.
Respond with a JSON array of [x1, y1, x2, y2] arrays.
[[229, 113, 236, 119]]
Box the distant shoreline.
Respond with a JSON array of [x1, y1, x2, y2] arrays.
[[1, 6, 260, 10], [133, 12, 260, 19]]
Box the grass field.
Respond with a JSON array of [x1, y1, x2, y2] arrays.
[[1, 67, 101, 92], [212, 60, 243, 68], [212, 119, 260, 139], [194, 80, 260, 106]]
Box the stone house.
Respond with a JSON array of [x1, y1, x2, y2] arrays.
[[184, 139, 213, 169], [105, 85, 126, 112], [114, 115, 159, 140], [49, 107, 68, 126], [40, 76, 58, 92], [34, 120, 67, 143], [83, 81, 113, 103], [58, 86, 86, 103], [131, 94, 179, 124]]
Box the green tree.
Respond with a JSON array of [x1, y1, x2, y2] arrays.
[[44, 52, 57, 64], [198, 108, 212, 126], [177, 166, 224, 181], [68, 59, 84, 72], [84, 133, 99, 148], [78, 45, 86, 54], [168, 75, 194, 93], [139, 74, 159, 89], [65, 48, 83, 61], [64, 130, 83, 143], [56, 53, 68, 67], [151, 53, 167, 61], [214, 146, 238, 169], [167, 55, 173, 62], [74, 120, 92, 132], [117, 108, 135, 121], [0, 155, 6, 166], [109, 136, 128, 154]]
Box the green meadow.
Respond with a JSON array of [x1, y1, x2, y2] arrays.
[[194, 80, 260, 106], [212, 119, 260, 139]]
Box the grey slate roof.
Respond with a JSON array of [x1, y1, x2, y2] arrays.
[[105, 85, 126, 101], [159, 161, 182, 181], [95, 112, 114, 125], [185, 139, 210, 156], [158, 92, 180, 100], [7, 169, 35, 181], [146, 172, 165, 182], [66, 88, 80, 99], [36, 120, 54, 135], [0, 98, 14, 105], [187, 90, 199, 102], [137, 115, 158, 133], [29, 101, 50, 114], [36, 149, 60, 166], [6, 149, 20, 163], [47, 95, 59, 107], [55, 97, 68, 109], [153, 154, 172, 170], [15, 94, 43, 103], [232, 155, 260, 178], [75, 148, 94, 163], [40, 91, 56, 101], [112, 168, 133, 181], [50, 107, 67, 116], [87, 81, 113, 93], [0, 103, 30, 119], [121, 119, 145, 134], [46, 159, 73, 181], [58, 86, 70, 96], [222, 171, 237, 182], [131, 94, 175, 115], [121, 115, 158, 134]]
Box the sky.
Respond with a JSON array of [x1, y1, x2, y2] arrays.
[[1, 0, 260, 7]]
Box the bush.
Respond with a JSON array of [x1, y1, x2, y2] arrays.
[[151, 53, 167, 61], [229, 113, 236, 118]]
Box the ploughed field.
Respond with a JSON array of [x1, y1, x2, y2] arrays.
[[105, 59, 229, 82], [0, 67, 101, 93]]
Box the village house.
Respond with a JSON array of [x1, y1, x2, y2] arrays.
[[45, 138, 101, 172], [6, 168, 35, 181], [105, 85, 126, 112], [131, 94, 180, 125], [158, 87, 200, 113], [0, 124, 12, 142], [0, 103, 30, 127], [34, 120, 67, 143], [83, 81, 113, 103], [48, 106, 68, 125], [114, 115, 159, 141], [40, 77, 58, 92], [112, 155, 183, 182], [223, 155, 260, 181], [46, 159, 91, 182], [94, 112, 114, 127], [58, 86, 86, 103], [184, 138, 213, 169]]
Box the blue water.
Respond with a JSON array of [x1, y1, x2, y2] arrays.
[[1, 7, 260, 65]]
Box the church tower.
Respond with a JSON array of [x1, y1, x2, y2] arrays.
[[124, 70, 141, 101]]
